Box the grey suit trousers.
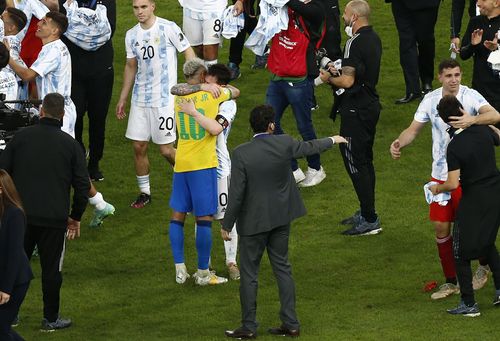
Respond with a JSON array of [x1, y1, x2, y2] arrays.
[[239, 224, 299, 332]]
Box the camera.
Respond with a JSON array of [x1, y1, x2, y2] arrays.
[[316, 48, 341, 77], [0, 93, 40, 150]]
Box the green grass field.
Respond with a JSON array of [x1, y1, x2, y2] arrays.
[[14, 0, 500, 340]]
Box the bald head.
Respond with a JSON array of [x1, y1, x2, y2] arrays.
[[346, 0, 371, 20]]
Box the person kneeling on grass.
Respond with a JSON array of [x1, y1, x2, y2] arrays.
[[430, 95, 500, 317]]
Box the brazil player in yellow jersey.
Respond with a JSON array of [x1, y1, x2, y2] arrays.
[[168, 58, 240, 285]]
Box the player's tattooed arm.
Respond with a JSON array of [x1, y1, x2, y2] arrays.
[[170, 83, 202, 96]]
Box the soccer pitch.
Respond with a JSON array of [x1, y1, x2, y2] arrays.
[[15, 1, 500, 340]]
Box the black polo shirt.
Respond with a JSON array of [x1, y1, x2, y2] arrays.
[[460, 15, 500, 110], [447, 125, 500, 191], [340, 25, 382, 109]]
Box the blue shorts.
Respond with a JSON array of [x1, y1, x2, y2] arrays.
[[169, 168, 218, 217]]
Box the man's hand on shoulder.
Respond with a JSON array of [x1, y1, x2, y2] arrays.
[[201, 83, 222, 98]]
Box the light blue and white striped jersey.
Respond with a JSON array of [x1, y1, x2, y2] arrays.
[[125, 17, 191, 108], [216, 99, 236, 178], [63, 1, 112, 51], [30, 39, 76, 135], [3, 35, 27, 75], [14, 0, 49, 41], [0, 70, 19, 107], [4, 35, 28, 103], [0, 20, 4, 41], [414, 85, 488, 181]]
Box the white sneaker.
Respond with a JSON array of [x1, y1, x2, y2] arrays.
[[299, 166, 326, 187], [193, 270, 228, 286], [431, 283, 460, 300], [472, 265, 490, 290], [293, 168, 306, 183], [175, 264, 190, 284]]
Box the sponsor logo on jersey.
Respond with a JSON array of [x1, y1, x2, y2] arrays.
[[179, 33, 185, 42], [213, 33, 220, 39], [134, 41, 140, 47]]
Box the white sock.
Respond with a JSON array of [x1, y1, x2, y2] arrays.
[[175, 263, 186, 271], [197, 268, 210, 277], [136, 174, 150, 195], [88, 192, 107, 210], [204, 59, 217, 67], [225, 224, 238, 265]]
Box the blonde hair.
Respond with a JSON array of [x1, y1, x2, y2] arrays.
[[183, 58, 206, 80]]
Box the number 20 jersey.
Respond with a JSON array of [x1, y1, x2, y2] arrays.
[[125, 17, 190, 108], [174, 88, 232, 173]]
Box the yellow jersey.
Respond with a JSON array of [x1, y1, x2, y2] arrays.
[[174, 88, 232, 172]]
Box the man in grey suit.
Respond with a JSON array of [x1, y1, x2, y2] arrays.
[[222, 105, 346, 339]]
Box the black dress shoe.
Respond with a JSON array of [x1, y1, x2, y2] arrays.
[[268, 325, 300, 337], [394, 93, 421, 105], [225, 327, 256, 339], [422, 83, 432, 95]]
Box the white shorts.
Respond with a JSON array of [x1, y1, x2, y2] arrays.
[[183, 9, 223, 46], [125, 104, 176, 144], [213, 174, 229, 220]]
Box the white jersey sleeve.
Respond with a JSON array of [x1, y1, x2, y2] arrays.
[[30, 45, 60, 77], [164, 22, 191, 53], [124, 27, 136, 59]]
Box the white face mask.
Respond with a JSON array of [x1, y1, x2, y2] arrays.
[[344, 17, 355, 37]]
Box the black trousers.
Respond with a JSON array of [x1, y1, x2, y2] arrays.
[[238, 224, 299, 333], [24, 225, 66, 322], [228, 8, 258, 65], [0, 282, 30, 341], [339, 105, 380, 221], [455, 245, 500, 306], [391, 1, 439, 94], [72, 68, 114, 171]]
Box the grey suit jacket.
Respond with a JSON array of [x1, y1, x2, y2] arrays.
[[222, 134, 334, 236]]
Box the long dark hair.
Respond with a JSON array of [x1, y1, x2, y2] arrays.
[[0, 169, 24, 218]]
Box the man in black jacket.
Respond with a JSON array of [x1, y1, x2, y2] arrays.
[[266, 0, 327, 188], [321, 0, 382, 236], [59, 0, 116, 181], [460, 0, 500, 114], [387, 0, 441, 104], [0, 93, 90, 332]]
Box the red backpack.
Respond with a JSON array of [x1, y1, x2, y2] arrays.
[[268, 8, 325, 77]]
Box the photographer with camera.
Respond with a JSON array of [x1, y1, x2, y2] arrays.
[[0, 92, 89, 332], [320, 0, 382, 236]]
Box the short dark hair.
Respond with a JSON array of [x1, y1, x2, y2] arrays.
[[6, 7, 28, 32], [0, 42, 10, 70], [42, 93, 65, 120], [0, 43, 10, 69], [438, 59, 461, 74], [437, 95, 463, 123], [207, 64, 231, 86], [46, 11, 68, 35], [250, 105, 275, 133]]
